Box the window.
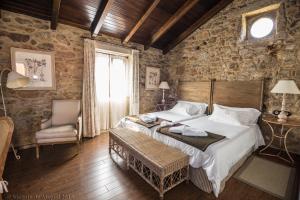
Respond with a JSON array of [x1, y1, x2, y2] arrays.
[[250, 17, 274, 38], [240, 3, 280, 42]]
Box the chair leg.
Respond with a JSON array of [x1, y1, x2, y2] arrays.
[[36, 144, 40, 159], [77, 141, 80, 153]]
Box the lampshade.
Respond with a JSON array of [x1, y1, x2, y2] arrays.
[[6, 71, 30, 89], [271, 80, 300, 94], [159, 81, 170, 89]]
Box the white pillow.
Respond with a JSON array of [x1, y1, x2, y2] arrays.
[[208, 104, 261, 126], [185, 104, 207, 116], [181, 101, 207, 114], [170, 102, 190, 116], [171, 101, 207, 116], [186, 104, 200, 115]]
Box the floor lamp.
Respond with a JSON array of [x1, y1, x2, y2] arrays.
[[0, 68, 30, 160]]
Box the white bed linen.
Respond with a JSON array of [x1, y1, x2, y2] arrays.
[[116, 110, 205, 137], [151, 116, 265, 197]]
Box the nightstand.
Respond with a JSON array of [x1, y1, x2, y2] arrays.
[[260, 114, 300, 164]]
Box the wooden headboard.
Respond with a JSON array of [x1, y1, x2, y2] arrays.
[[211, 80, 264, 111], [177, 81, 212, 106]]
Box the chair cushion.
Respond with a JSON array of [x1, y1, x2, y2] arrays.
[[51, 100, 81, 126], [36, 137, 77, 144], [36, 125, 77, 139]]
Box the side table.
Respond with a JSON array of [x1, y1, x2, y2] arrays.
[[260, 114, 300, 164]]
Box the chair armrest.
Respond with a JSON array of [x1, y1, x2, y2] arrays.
[[76, 113, 82, 141], [41, 118, 52, 130]]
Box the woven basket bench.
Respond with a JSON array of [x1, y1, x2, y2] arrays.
[[109, 128, 189, 199]]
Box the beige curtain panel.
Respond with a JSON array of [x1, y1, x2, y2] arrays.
[[129, 50, 139, 115], [82, 39, 99, 137]]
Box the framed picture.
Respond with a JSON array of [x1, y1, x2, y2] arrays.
[[10, 47, 56, 90], [145, 67, 160, 90]]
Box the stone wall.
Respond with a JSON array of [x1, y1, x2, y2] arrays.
[[165, 0, 300, 154], [0, 10, 165, 147]]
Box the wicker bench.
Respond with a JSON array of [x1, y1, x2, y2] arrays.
[[109, 128, 189, 199]]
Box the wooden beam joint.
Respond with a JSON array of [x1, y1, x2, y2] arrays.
[[145, 0, 198, 50], [163, 0, 233, 54], [51, 0, 61, 30], [122, 0, 160, 44], [90, 0, 114, 37]]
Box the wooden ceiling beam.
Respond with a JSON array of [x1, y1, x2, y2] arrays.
[[145, 0, 198, 50], [51, 0, 61, 30], [163, 0, 233, 54], [122, 0, 160, 43], [90, 0, 114, 37]]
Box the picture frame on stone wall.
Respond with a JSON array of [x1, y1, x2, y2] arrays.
[[10, 47, 56, 90], [145, 67, 160, 90]]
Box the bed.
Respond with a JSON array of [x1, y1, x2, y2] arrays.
[[117, 81, 212, 136], [117, 79, 265, 197], [152, 80, 265, 197]]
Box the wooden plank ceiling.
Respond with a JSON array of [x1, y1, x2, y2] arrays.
[[1, 0, 233, 54]]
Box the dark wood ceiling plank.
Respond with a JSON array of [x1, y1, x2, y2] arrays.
[[2, 0, 51, 15], [122, 0, 160, 43], [163, 0, 233, 54], [145, 0, 198, 50], [1, 4, 51, 20], [51, 0, 61, 30], [90, 0, 114, 37]]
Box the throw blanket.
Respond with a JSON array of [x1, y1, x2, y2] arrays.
[[126, 115, 166, 128], [157, 124, 225, 151]]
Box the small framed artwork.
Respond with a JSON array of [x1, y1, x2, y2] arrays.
[[11, 47, 56, 90], [145, 67, 160, 90]]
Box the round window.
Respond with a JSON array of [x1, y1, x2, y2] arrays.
[[250, 17, 274, 38]]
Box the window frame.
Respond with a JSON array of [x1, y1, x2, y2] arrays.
[[246, 11, 277, 41], [240, 3, 281, 43]]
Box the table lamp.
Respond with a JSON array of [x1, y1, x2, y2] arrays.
[[271, 80, 300, 122], [0, 67, 30, 159], [159, 81, 170, 104]]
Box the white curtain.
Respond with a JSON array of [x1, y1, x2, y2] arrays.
[[129, 50, 139, 115], [95, 53, 130, 131], [82, 39, 99, 137], [83, 40, 139, 136], [94, 53, 110, 133]]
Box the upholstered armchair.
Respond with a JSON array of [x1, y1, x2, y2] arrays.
[[35, 100, 82, 159]]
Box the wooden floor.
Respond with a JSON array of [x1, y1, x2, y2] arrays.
[[3, 133, 292, 200]]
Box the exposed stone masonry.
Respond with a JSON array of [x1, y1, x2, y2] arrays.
[[165, 0, 300, 154], [1, 0, 299, 154], [0, 10, 165, 147]]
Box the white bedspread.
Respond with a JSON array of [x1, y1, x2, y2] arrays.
[[152, 116, 265, 197], [116, 110, 205, 137]]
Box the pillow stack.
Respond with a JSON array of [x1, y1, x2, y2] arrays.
[[171, 100, 207, 116], [208, 104, 261, 127]]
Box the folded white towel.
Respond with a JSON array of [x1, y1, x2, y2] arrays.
[[182, 127, 208, 137], [160, 121, 174, 128], [139, 114, 157, 123], [169, 125, 186, 133]]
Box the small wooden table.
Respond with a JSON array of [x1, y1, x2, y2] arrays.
[[260, 114, 300, 164], [109, 128, 189, 199]]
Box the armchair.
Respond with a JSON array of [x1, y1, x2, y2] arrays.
[[35, 100, 82, 159]]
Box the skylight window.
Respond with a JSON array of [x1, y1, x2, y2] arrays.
[[250, 17, 274, 38]]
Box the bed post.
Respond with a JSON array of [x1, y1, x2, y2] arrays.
[[209, 79, 216, 114]]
